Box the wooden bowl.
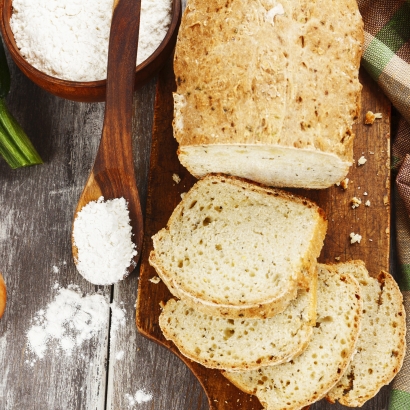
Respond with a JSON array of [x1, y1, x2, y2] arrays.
[[0, 0, 181, 102]]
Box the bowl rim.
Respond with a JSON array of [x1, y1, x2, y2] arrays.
[[0, 0, 181, 88]]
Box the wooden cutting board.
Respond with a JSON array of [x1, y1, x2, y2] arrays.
[[136, 57, 391, 410]]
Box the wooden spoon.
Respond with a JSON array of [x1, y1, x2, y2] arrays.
[[72, 0, 143, 281]]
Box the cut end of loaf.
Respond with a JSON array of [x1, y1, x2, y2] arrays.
[[178, 145, 352, 189], [173, 0, 362, 189]]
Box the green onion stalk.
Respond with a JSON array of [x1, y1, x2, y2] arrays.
[[0, 37, 42, 169]]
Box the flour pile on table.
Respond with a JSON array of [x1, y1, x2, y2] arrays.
[[26, 285, 125, 360], [125, 390, 153, 407], [73, 197, 137, 285], [10, 0, 172, 81]]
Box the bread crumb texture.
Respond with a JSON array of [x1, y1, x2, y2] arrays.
[[223, 263, 363, 410], [351, 197, 361, 209], [149, 175, 327, 318], [350, 232, 362, 244], [159, 273, 316, 371], [172, 173, 181, 184], [173, 0, 363, 188], [327, 262, 406, 406], [364, 111, 382, 125]]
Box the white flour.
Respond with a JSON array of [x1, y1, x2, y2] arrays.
[[26, 285, 126, 361], [73, 197, 137, 285], [10, 0, 172, 81], [27, 286, 106, 358], [125, 390, 153, 407]]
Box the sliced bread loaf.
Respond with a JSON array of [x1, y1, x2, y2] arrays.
[[326, 261, 406, 407], [223, 263, 363, 410], [173, 0, 363, 189], [159, 272, 317, 371], [149, 174, 327, 318]]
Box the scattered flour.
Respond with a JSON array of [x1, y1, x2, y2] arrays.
[[26, 285, 110, 359], [125, 390, 153, 407], [26, 285, 127, 362], [73, 197, 137, 285], [110, 301, 126, 333], [116, 350, 125, 361], [10, 0, 172, 81]]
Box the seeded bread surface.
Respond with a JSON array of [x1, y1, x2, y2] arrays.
[[149, 174, 327, 318], [223, 263, 363, 410], [173, 0, 363, 189], [326, 261, 406, 407]]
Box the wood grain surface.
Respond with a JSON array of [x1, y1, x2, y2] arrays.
[[0, 49, 208, 409], [136, 57, 392, 410]]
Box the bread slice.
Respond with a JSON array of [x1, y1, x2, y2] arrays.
[[223, 263, 363, 410], [326, 261, 406, 407], [159, 271, 317, 371], [149, 174, 327, 318], [173, 0, 363, 189]]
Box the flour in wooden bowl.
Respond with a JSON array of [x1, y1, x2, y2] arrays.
[[10, 0, 172, 81], [73, 197, 137, 285]]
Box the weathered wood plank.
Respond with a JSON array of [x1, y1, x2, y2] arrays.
[[0, 49, 209, 409], [0, 55, 111, 409]]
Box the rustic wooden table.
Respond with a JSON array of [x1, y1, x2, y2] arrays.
[[0, 38, 392, 410]]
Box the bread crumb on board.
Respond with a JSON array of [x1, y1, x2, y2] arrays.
[[172, 173, 181, 184], [365, 200, 371, 207], [149, 276, 161, 284], [351, 197, 362, 209], [383, 195, 389, 206], [357, 156, 367, 166], [364, 111, 382, 125], [350, 232, 362, 244], [336, 178, 349, 190]]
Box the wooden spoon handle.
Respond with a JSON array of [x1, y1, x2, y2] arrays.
[[94, 0, 141, 178]]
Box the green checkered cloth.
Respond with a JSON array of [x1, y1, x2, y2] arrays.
[[358, 0, 410, 408]]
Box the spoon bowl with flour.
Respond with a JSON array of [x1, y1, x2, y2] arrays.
[[72, 0, 144, 285]]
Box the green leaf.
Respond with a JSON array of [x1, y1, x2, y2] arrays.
[[0, 98, 42, 168]]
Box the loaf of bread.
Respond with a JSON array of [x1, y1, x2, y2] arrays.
[[223, 263, 363, 410], [159, 272, 317, 371], [173, 0, 363, 189], [0, 272, 6, 319], [326, 261, 406, 407], [150, 174, 327, 318]]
